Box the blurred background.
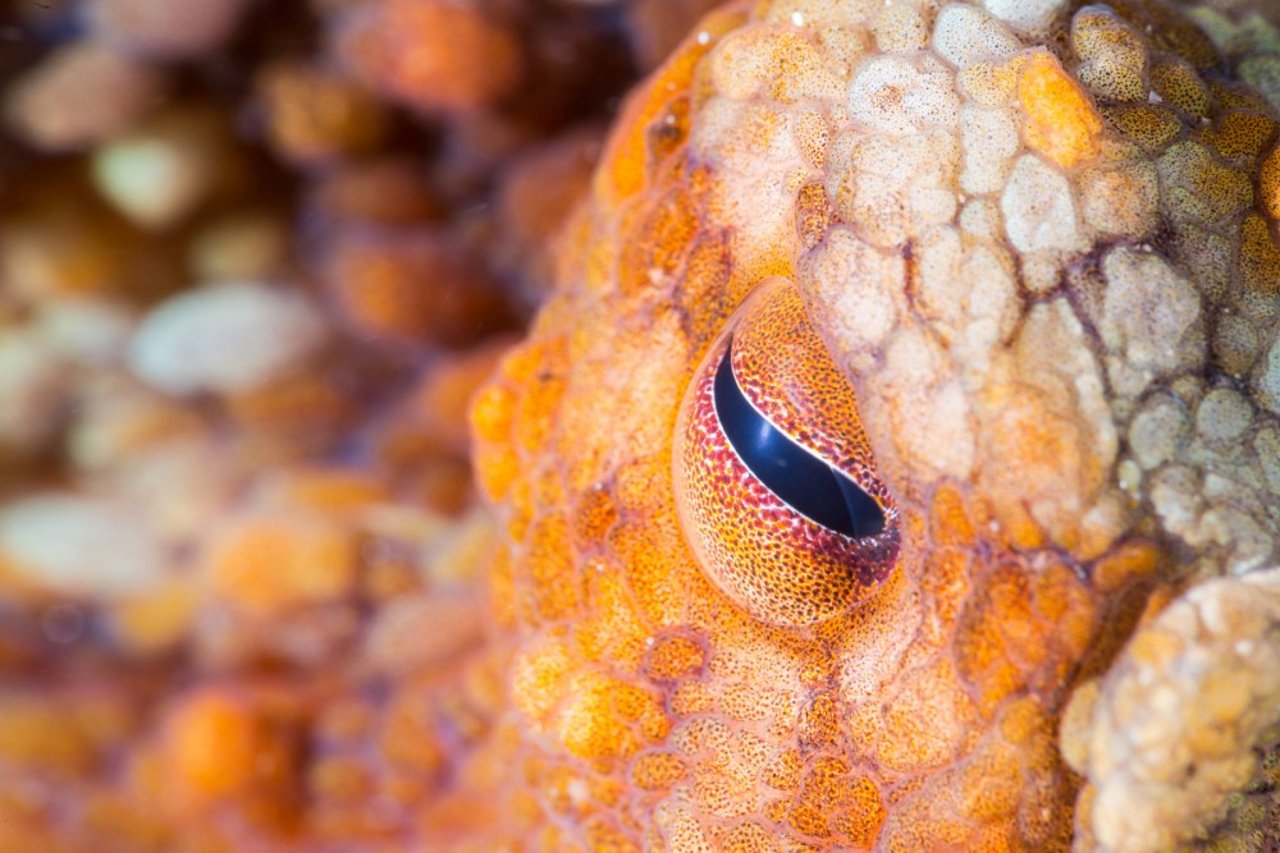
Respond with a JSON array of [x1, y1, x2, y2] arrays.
[[0, 0, 714, 846]]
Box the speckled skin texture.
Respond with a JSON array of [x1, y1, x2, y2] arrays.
[[466, 0, 1280, 850]]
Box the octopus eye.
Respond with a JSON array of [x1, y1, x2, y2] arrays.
[[712, 343, 885, 539], [673, 278, 899, 627]]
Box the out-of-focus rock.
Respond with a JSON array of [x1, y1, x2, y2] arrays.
[[435, 111, 540, 198], [362, 592, 482, 676], [87, 0, 253, 60], [189, 212, 290, 282], [91, 108, 239, 230], [156, 688, 297, 812], [253, 466, 390, 517], [0, 494, 167, 598], [201, 512, 360, 616], [325, 227, 511, 349], [334, 0, 523, 114], [67, 383, 206, 474], [4, 42, 162, 151], [367, 342, 508, 515], [222, 373, 358, 460], [107, 580, 197, 655], [356, 503, 449, 595], [423, 506, 495, 585], [410, 455, 474, 515], [0, 180, 173, 302], [310, 157, 441, 225], [0, 690, 114, 775], [93, 434, 240, 543], [128, 280, 328, 396], [258, 61, 391, 166]]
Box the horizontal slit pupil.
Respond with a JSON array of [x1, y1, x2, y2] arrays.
[[713, 339, 885, 539], [835, 468, 885, 537]]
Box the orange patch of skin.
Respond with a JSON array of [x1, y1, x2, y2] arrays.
[[1018, 51, 1104, 169], [462, 7, 1163, 851]]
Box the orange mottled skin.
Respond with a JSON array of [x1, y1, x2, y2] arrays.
[[463, 4, 1163, 849], [455, 0, 1280, 848]]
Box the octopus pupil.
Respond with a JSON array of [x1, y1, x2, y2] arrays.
[[712, 339, 885, 539]]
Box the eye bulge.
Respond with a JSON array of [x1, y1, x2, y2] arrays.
[[673, 277, 900, 627]]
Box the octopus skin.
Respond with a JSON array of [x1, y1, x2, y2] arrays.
[[466, 0, 1280, 850]]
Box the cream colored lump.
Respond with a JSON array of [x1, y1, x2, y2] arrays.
[[688, 0, 1280, 848]]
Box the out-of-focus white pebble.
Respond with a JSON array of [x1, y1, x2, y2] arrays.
[[35, 299, 136, 363], [0, 494, 166, 597], [128, 280, 328, 396], [90, 112, 226, 229], [103, 437, 240, 542]]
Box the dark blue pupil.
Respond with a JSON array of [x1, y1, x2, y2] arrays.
[[713, 339, 885, 539]]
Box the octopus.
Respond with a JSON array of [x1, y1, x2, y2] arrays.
[[459, 0, 1280, 849], [4, 1, 1280, 851]]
